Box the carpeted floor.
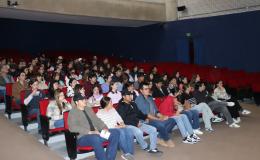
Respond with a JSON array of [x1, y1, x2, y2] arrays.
[[0, 103, 259, 160]]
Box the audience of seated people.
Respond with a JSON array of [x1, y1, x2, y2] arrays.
[[0, 55, 253, 160]]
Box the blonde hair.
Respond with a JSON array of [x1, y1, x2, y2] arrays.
[[54, 89, 64, 115]]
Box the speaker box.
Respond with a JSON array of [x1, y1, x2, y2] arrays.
[[177, 6, 186, 11]]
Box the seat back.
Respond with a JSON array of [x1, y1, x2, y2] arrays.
[[20, 90, 27, 105], [63, 111, 70, 130], [39, 99, 50, 116], [6, 83, 13, 96], [113, 103, 119, 109], [62, 87, 68, 96]]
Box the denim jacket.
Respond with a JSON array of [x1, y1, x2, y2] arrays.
[[135, 94, 159, 116]]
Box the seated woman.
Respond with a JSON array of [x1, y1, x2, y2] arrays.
[[66, 78, 78, 97], [101, 74, 112, 94], [47, 89, 72, 129], [53, 72, 65, 88], [24, 77, 46, 133], [36, 73, 49, 90], [12, 71, 29, 105], [107, 82, 122, 104], [96, 97, 135, 160], [213, 80, 251, 123], [48, 80, 62, 99], [88, 85, 103, 106]]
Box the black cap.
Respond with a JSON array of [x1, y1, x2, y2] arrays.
[[73, 93, 86, 102], [121, 90, 133, 96]]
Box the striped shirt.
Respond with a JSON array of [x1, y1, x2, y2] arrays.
[[96, 108, 124, 129]]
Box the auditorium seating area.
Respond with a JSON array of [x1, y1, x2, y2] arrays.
[[0, 51, 259, 160]]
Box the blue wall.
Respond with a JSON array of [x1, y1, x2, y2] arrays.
[[1, 10, 260, 72]]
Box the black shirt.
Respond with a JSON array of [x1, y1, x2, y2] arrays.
[[152, 86, 169, 98], [117, 101, 148, 127], [193, 90, 214, 104]]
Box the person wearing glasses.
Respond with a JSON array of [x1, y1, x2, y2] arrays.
[[135, 82, 176, 148]]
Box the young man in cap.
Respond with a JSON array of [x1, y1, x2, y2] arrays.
[[117, 90, 162, 154], [68, 93, 120, 160]]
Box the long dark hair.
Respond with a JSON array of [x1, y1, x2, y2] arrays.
[[100, 97, 111, 109], [54, 89, 65, 115]]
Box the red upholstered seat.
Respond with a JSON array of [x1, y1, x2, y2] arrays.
[[77, 141, 109, 152], [5, 83, 13, 96], [49, 127, 66, 133], [252, 83, 260, 92], [39, 99, 50, 116]]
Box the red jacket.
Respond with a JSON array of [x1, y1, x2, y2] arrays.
[[157, 96, 177, 117]]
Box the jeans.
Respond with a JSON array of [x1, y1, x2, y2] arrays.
[[116, 128, 134, 154], [208, 101, 233, 124], [181, 110, 200, 130], [170, 114, 193, 138], [0, 88, 6, 103], [28, 108, 41, 130], [148, 118, 176, 141], [54, 119, 64, 128], [127, 123, 158, 150], [192, 102, 214, 130], [77, 129, 119, 160]]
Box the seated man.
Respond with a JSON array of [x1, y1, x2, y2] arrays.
[[12, 72, 29, 105], [0, 64, 14, 103], [68, 93, 119, 160], [117, 90, 162, 154], [193, 82, 240, 128], [135, 82, 176, 148]]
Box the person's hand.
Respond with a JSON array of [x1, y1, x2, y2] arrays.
[[159, 115, 168, 121], [31, 90, 38, 96], [62, 99, 68, 103]]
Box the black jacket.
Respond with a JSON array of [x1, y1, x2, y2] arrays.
[[193, 90, 214, 104], [152, 86, 169, 98], [117, 101, 148, 127]]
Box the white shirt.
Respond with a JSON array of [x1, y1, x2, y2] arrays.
[[96, 108, 123, 128], [67, 86, 74, 97], [88, 94, 103, 106], [107, 91, 122, 104]]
